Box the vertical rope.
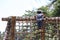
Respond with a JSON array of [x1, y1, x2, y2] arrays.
[[30, 17, 33, 40], [22, 18, 24, 32], [3, 18, 12, 40], [58, 17, 60, 40], [26, 16, 28, 33], [17, 21, 21, 40], [56, 17, 59, 40]]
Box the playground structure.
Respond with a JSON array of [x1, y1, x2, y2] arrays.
[[2, 16, 60, 40]]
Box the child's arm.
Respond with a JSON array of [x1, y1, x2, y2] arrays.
[[43, 13, 46, 18]]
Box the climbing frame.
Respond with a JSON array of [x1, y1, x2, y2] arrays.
[[2, 16, 60, 40]]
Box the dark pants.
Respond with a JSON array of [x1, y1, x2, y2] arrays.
[[37, 20, 43, 29]]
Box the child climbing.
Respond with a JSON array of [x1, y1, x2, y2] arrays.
[[36, 10, 44, 30]]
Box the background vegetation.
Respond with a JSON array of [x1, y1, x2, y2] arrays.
[[0, 0, 60, 40]]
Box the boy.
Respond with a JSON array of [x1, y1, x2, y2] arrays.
[[36, 10, 44, 30]]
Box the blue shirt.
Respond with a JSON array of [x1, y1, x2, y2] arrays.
[[36, 13, 43, 21]]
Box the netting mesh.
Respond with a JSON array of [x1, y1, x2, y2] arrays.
[[15, 20, 37, 40], [15, 17, 60, 40], [45, 23, 60, 40]]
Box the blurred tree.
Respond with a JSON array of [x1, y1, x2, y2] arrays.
[[52, 0, 60, 16], [48, 0, 60, 16], [22, 10, 36, 17], [37, 6, 50, 17]]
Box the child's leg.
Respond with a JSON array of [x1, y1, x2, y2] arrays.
[[37, 21, 43, 30]]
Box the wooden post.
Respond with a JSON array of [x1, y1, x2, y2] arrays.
[[41, 19, 45, 40], [10, 16, 16, 40]]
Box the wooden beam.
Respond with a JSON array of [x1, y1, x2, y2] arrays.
[[2, 17, 36, 21], [2, 17, 60, 23]]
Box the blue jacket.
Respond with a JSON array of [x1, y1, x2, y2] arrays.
[[36, 13, 44, 21]]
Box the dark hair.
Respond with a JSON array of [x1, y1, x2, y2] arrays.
[[37, 10, 42, 14]]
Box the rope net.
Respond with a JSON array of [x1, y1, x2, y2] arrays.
[[15, 16, 38, 40], [15, 17, 60, 40]]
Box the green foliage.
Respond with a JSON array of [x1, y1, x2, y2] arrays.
[[38, 6, 50, 17], [52, 0, 60, 16], [23, 10, 36, 17], [48, 0, 60, 17]]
